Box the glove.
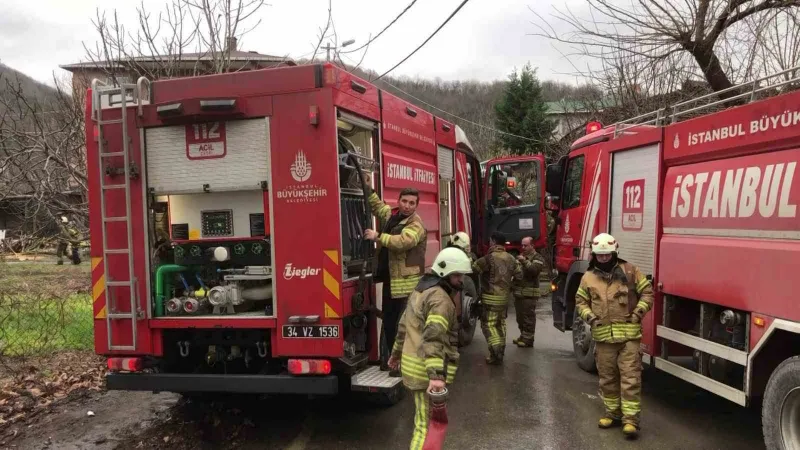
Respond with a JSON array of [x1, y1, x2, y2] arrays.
[[587, 316, 599, 328], [361, 173, 374, 197], [627, 312, 642, 324]]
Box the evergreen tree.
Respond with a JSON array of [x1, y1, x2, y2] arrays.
[[494, 63, 555, 155]]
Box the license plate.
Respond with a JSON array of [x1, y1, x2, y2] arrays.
[[282, 325, 340, 339]]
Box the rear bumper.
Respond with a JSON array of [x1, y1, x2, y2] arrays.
[[106, 373, 339, 395]]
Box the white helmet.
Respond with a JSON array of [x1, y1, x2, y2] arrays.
[[591, 233, 618, 255], [432, 247, 473, 277], [450, 232, 470, 251]]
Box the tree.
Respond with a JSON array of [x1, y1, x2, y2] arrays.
[[0, 66, 86, 251], [494, 64, 555, 156], [531, 0, 800, 99]]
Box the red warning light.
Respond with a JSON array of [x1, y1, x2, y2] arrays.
[[586, 121, 602, 134]]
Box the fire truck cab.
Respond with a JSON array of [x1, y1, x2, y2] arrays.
[[86, 63, 547, 401]]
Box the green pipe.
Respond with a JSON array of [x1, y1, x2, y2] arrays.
[[155, 264, 188, 317]]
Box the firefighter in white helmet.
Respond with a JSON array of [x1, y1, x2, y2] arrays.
[[389, 247, 472, 449], [574, 233, 654, 439], [448, 231, 476, 263]]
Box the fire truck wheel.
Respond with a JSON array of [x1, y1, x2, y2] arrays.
[[762, 356, 800, 450], [572, 308, 597, 373], [458, 277, 478, 347]]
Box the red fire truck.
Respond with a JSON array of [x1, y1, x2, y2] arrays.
[[546, 68, 800, 447], [86, 63, 547, 400]]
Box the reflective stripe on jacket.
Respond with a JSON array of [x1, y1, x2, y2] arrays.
[[391, 280, 459, 390], [513, 249, 545, 297], [575, 260, 654, 343], [369, 193, 427, 298], [472, 245, 520, 306]]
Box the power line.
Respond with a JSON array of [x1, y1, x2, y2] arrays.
[[340, 0, 419, 54], [372, 0, 471, 82], [376, 78, 544, 143]]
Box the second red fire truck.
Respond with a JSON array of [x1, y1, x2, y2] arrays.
[[547, 67, 800, 448]]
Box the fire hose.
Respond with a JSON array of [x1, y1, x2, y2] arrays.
[[422, 387, 450, 450]]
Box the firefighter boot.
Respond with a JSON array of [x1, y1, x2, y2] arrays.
[[598, 416, 622, 429], [622, 423, 639, 438], [485, 347, 502, 365]]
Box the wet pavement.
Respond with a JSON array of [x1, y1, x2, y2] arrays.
[[265, 295, 766, 450], [12, 288, 767, 450]]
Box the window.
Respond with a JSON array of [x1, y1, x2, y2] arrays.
[[562, 155, 584, 209], [487, 160, 540, 208]]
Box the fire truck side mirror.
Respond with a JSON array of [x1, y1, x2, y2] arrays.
[[545, 194, 560, 211], [545, 160, 565, 198]]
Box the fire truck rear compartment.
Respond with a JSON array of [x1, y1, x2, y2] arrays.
[[144, 117, 274, 319]]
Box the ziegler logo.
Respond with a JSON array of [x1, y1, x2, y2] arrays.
[[283, 263, 321, 280], [670, 162, 798, 219], [290, 150, 311, 182]]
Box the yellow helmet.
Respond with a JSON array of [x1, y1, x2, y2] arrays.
[[591, 233, 618, 255], [450, 232, 471, 251]]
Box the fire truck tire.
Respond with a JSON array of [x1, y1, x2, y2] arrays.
[[762, 356, 800, 450], [458, 277, 478, 347], [572, 307, 597, 373]]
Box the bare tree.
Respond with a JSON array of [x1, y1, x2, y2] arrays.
[[83, 0, 270, 84], [531, 0, 800, 99], [0, 70, 86, 252]]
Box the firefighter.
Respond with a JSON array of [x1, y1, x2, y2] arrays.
[[448, 231, 476, 263], [472, 231, 520, 365], [363, 182, 427, 376], [388, 247, 471, 450], [56, 215, 81, 265], [512, 236, 545, 348], [575, 233, 654, 438]]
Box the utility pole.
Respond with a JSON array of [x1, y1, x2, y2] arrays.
[[323, 43, 335, 61]]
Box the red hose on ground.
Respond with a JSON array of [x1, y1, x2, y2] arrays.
[[422, 389, 449, 450]]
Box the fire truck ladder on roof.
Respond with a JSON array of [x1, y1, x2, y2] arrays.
[[611, 64, 800, 137], [90, 77, 151, 352]]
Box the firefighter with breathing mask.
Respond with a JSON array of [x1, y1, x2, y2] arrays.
[[575, 233, 654, 439]]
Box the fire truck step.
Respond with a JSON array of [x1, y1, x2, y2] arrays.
[[104, 216, 129, 222], [101, 151, 125, 157], [102, 184, 127, 190], [98, 119, 123, 125], [350, 365, 403, 392]]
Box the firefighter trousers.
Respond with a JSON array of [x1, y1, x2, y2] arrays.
[[410, 390, 431, 450], [381, 281, 408, 362], [513, 295, 537, 344], [480, 303, 508, 359], [595, 339, 643, 426]]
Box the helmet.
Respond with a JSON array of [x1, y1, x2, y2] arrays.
[[591, 233, 618, 255], [450, 232, 470, 251], [432, 247, 473, 277]]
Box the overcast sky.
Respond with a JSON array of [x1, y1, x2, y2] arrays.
[[1, 0, 592, 86]]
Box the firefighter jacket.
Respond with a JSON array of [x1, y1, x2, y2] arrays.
[[575, 259, 654, 343], [392, 275, 459, 390], [59, 222, 80, 243], [513, 249, 545, 298], [369, 193, 427, 299], [472, 245, 520, 306]]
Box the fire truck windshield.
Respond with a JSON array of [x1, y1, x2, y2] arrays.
[[487, 161, 540, 209]]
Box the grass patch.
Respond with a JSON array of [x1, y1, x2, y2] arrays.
[[0, 262, 94, 357]]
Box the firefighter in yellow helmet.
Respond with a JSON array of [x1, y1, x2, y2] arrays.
[[575, 233, 653, 438], [389, 247, 472, 450]]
